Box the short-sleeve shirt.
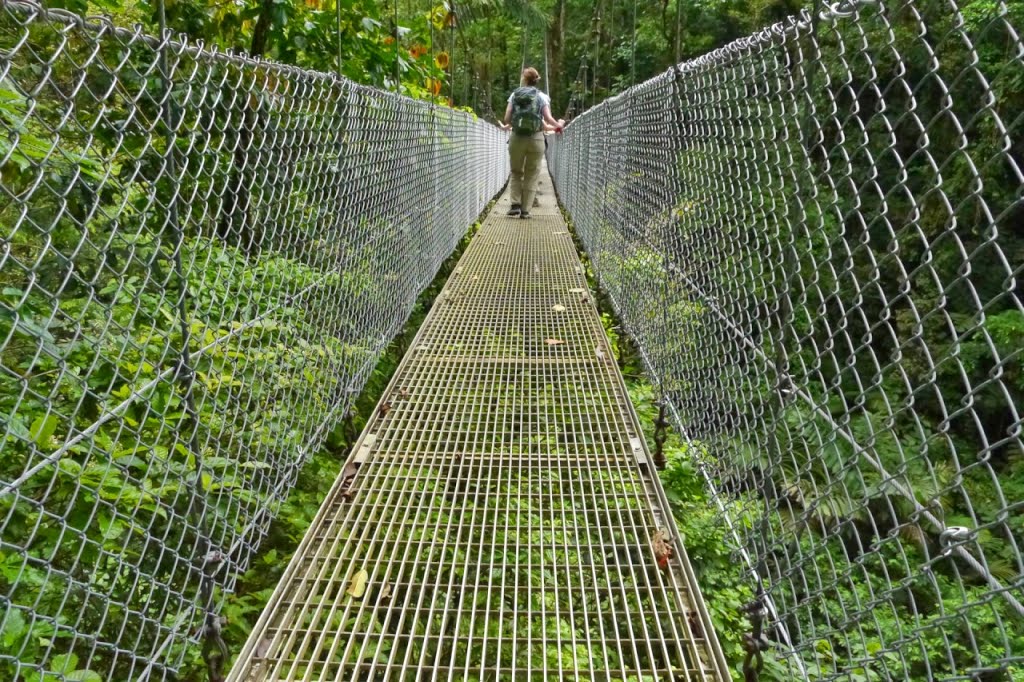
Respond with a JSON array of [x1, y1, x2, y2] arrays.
[[508, 88, 550, 113]]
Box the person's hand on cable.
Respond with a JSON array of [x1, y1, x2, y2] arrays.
[[541, 106, 563, 135]]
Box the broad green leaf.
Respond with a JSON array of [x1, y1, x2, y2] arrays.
[[57, 459, 82, 477], [50, 653, 79, 673], [201, 456, 234, 470], [29, 415, 58, 447], [1, 608, 27, 647], [66, 671, 103, 682], [5, 416, 31, 441], [240, 461, 272, 470]]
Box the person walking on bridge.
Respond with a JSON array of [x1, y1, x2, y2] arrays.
[[501, 67, 564, 219]]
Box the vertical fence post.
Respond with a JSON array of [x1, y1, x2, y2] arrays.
[[154, 3, 226, 679]]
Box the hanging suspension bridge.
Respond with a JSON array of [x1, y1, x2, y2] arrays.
[[1, 0, 1022, 680]]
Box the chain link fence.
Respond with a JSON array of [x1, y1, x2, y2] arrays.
[[549, 0, 1023, 679], [0, 2, 508, 679]]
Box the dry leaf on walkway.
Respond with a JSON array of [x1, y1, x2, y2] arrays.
[[379, 582, 393, 601], [397, 388, 409, 400], [347, 569, 369, 599], [545, 338, 565, 346], [378, 401, 392, 417], [651, 530, 673, 570], [687, 610, 703, 638], [552, 304, 566, 312], [339, 461, 359, 495], [255, 638, 272, 658]]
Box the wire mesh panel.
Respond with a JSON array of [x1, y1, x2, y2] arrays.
[[0, 2, 508, 680], [227, 171, 729, 682], [549, 0, 1024, 679]]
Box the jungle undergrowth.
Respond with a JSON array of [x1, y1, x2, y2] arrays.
[[557, 203, 764, 681], [186, 196, 501, 680], [203, 190, 761, 681]]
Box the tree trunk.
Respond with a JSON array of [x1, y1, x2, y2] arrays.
[[501, 28, 511, 95], [547, 0, 565, 115], [674, 0, 682, 64], [249, 0, 274, 58], [485, 17, 494, 117], [218, 0, 274, 255], [593, 0, 603, 104]]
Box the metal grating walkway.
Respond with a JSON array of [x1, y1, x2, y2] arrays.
[[227, 166, 728, 681]]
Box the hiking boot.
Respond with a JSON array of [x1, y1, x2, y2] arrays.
[[507, 204, 521, 217], [520, 211, 532, 219]]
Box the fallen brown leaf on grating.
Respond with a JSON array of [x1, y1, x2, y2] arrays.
[[545, 338, 565, 346], [378, 582, 393, 601], [347, 569, 369, 599], [652, 530, 673, 570], [552, 304, 566, 312], [339, 461, 359, 500], [688, 610, 704, 638], [254, 637, 272, 658], [397, 388, 409, 400], [378, 401, 392, 417]]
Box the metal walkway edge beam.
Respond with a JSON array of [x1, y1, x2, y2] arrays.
[[227, 166, 729, 681]]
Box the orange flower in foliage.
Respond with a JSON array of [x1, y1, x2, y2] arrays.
[[426, 78, 442, 96], [435, 51, 450, 69], [409, 44, 427, 59], [383, 36, 395, 45]]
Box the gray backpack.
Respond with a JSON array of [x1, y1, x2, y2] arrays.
[[510, 87, 543, 136]]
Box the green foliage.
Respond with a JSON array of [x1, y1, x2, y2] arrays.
[[615, 4, 1024, 674], [624, 382, 785, 681], [162, 215, 489, 680], [4, 0, 1022, 677]]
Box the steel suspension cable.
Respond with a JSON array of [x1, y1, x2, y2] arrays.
[[630, 0, 638, 87]]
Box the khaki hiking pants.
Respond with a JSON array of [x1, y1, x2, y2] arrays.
[[508, 133, 545, 212]]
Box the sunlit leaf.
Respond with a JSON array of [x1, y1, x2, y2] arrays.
[[347, 569, 369, 599]]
